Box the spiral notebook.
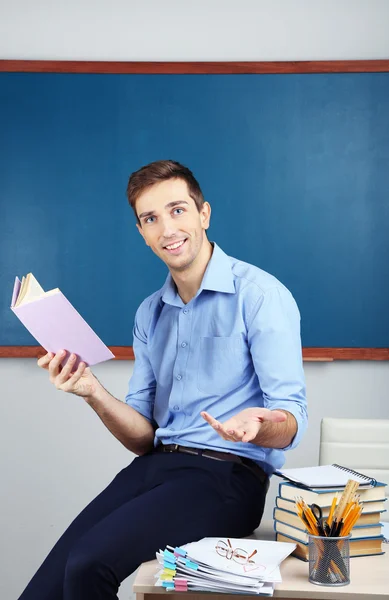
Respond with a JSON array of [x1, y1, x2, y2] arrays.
[[275, 464, 377, 490]]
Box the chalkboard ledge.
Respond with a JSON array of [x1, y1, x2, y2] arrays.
[[1, 59, 389, 74], [1, 347, 389, 361]]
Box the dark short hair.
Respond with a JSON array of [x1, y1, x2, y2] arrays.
[[126, 160, 204, 223]]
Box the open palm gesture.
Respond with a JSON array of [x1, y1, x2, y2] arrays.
[[201, 407, 287, 443]]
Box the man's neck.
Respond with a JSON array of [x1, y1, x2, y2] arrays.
[[170, 239, 213, 304]]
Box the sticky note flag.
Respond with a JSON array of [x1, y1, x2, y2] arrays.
[[175, 582, 188, 591], [174, 547, 186, 557], [185, 559, 198, 570], [164, 549, 176, 561]]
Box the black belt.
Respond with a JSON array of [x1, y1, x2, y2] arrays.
[[154, 443, 268, 485]]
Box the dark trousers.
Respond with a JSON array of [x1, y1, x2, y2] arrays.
[[18, 450, 268, 600]]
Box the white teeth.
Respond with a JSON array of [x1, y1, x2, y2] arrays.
[[165, 240, 185, 250]]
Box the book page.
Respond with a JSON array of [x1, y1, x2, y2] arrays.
[[20, 286, 60, 306], [15, 275, 26, 306], [16, 273, 45, 307]]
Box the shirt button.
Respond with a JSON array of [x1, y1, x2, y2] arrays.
[[176, 374, 182, 380], [183, 309, 189, 314], [174, 405, 180, 411], [181, 342, 187, 348]]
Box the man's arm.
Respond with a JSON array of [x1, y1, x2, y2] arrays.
[[85, 302, 157, 455], [38, 302, 157, 456], [202, 286, 307, 450], [247, 286, 307, 450], [102, 300, 158, 455], [84, 385, 155, 456], [38, 349, 155, 455]]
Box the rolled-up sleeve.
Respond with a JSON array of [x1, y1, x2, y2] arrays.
[[247, 286, 308, 450], [125, 303, 156, 423]]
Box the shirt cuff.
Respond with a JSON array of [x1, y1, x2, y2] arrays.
[[124, 397, 154, 423]]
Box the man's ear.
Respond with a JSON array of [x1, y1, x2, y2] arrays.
[[201, 202, 211, 230], [136, 223, 150, 246]]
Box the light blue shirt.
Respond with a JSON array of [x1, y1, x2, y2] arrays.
[[126, 243, 307, 474]]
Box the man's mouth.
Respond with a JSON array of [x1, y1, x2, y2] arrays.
[[163, 239, 187, 254]]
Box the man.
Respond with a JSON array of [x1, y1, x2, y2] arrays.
[[19, 160, 307, 600]]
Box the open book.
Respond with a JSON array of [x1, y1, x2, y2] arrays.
[[11, 273, 115, 368]]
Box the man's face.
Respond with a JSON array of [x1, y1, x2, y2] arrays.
[[136, 178, 211, 272]]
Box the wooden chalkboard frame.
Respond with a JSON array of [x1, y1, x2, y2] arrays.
[[1, 60, 389, 74], [1, 59, 388, 361]]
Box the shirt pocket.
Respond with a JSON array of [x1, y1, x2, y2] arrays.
[[197, 335, 247, 395]]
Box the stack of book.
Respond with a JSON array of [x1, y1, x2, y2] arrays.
[[273, 464, 387, 561]]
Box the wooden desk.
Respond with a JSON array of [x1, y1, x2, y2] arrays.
[[133, 550, 388, 600]]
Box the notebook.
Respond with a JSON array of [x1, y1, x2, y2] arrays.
[[275, 463, 377, 489], [11, 273, 115, 369]]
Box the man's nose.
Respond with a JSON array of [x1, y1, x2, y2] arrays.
[[161, 216, 177, 238]]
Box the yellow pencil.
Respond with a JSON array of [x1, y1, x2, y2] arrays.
[[342, 506, 363, 536], [328, 493, 338, 526]]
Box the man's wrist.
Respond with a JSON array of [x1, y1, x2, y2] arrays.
[[252, 409, 297, 449], [83, 383, 107, 407]]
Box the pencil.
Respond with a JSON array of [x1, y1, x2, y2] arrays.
[[328, 493, 338, 526]]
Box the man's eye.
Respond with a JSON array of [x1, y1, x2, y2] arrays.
[[145, 216, 155, 223], [173, 208, 184, 215]]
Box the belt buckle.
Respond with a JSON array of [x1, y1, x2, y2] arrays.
[[170, 444, 179, 452]]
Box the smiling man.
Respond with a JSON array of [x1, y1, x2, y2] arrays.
[[19, 160, 307, 600]]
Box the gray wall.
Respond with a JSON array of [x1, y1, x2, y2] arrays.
[[1, 2, 389, 599]]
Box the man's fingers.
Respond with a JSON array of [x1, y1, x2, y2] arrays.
[[48, 350, 67, 379], [202, 410, 268, 443], [227, 429, 245, 442], [228, 423, 261, 443], [202, 412, 255, 442], [200, 411, 220, 428], [201, 412, 230, 439], [37, 352, 54, 369], [56, 353, 77, 384], [61, 360, 86, 390]]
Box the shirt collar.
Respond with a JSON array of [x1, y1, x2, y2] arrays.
[[200, 242, 235, 294], [160, 242, 235, 307]]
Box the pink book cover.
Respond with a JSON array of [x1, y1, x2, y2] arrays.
[[10, 277, 115, 368]]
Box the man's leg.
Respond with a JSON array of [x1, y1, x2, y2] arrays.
[[63, 452, 268, 600], [18, 455, 152, 600]]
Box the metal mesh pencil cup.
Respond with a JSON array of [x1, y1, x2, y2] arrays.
[[308, 534, 350, 586]]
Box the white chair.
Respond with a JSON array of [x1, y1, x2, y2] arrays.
[[319, 417, 389, 499]]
